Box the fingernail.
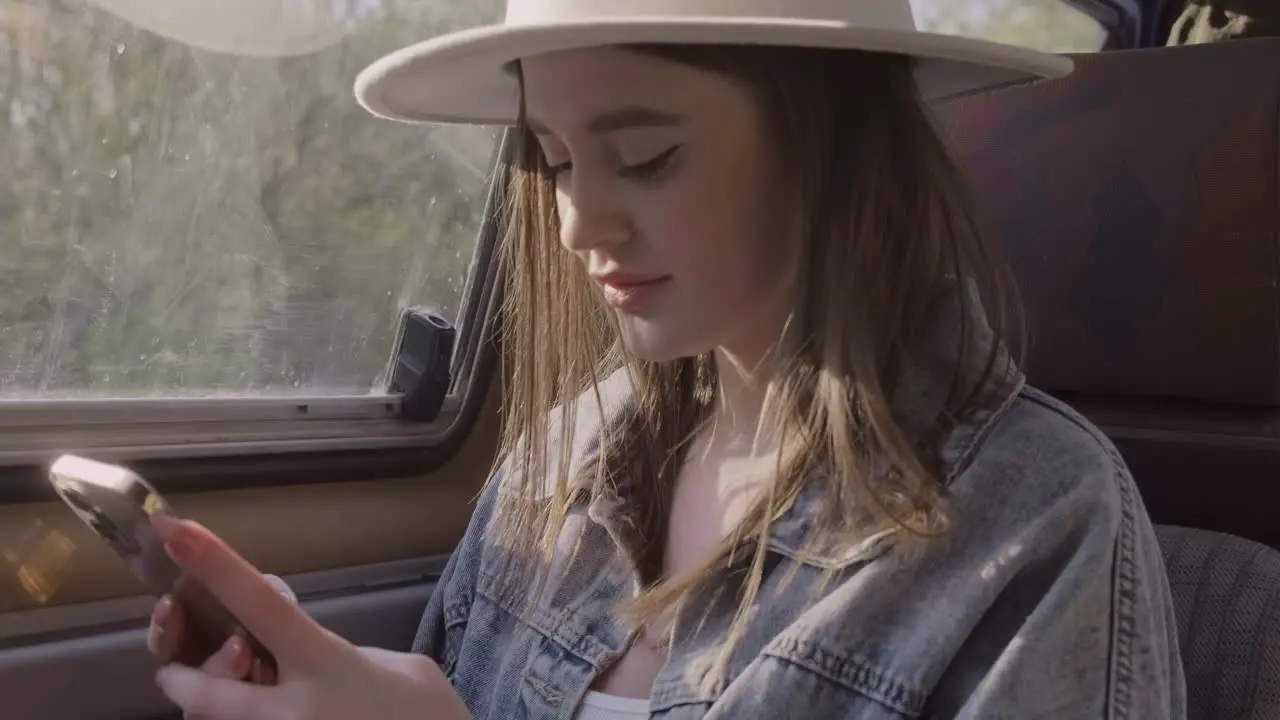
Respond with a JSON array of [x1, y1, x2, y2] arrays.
[[150, 513, 183, 536], [145, 624, 163, 655], [152, 596, 172, 625], [224, 635, 245, 658], [264, 574, 297, 604], [151, 516, 203, 564], [163, 528, 201, 565]]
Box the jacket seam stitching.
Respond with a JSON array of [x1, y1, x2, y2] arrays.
[[763, 637, 923, 717], [944, 373, 1027, 486], [442, 599, 471, 630], [1107, 456, 1139, 719], [475, 566, 616, 662], [1016, 386, 1142, 719], [1018, 386, 1112, 448]]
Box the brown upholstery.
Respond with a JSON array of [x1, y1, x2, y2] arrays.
[[939, 38, 1280, 549]]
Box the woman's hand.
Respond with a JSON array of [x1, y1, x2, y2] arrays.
[[145, 515, 471, 720], [147, 571, 294, 686]]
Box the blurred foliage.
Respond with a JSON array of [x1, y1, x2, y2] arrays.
[[916, 0, 1108, 51], [0, 0, 1098, 398]]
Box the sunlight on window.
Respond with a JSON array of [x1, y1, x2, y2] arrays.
[[913, 0, 1108, 52], [0, 0, 501, 398]]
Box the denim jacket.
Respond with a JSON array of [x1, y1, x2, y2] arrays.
[[412, 299, 1187, 719]]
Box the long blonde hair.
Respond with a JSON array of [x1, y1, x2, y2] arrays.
[[490, 44, 1017, 648]]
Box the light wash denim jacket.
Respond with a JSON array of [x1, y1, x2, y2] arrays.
[[412, 300, 1188, 719]]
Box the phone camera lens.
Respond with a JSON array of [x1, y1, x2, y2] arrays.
[[88, 509, 115, 538], [61, 486, 94, 514], [89, 510, 140, 555]]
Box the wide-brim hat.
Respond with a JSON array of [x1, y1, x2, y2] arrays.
[[354, 0, 1075, 126]]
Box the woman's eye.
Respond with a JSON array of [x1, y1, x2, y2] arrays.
[[618, 145, 680, 181]]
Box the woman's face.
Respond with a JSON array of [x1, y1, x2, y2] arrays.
[[521, 47, 799, 367]]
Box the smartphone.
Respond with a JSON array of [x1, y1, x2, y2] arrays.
[[47, 454, 275, 672]]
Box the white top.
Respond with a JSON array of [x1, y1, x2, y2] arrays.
[[573, 691, 651, 720]]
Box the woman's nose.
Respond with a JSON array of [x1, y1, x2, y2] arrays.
[[557, 182, 628, 253]]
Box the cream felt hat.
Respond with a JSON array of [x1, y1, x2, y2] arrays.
[[354, 0, 1074, 126]]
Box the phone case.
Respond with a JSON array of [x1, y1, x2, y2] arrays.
[[47, 454, 275, 671]]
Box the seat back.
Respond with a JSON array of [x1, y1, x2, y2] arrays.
[[940, 38, 1280, 549], [1157, 525, 1280, 719], [939, 38, 1280, 719]]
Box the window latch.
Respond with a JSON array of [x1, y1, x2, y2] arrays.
[[388, 308, 456, 422]]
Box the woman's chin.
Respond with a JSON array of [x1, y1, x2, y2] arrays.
[[616, 321, 705, 364]]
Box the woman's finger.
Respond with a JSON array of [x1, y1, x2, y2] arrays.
[[156, 663, 279, 720], [263, 574, 297, 605], [199, 635, 253, 680], [146, 596, 182, 663], [178, 637, 257, 720], [150, 516, 339, 672], [248, 656, 278, 685]]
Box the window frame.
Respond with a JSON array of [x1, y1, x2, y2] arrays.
[[0, 133, 511, 504]]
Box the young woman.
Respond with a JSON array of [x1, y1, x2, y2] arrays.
[[145, 1, 1188, 718]]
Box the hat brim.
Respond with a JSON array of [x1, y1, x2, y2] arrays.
[[354, 17, 1075, 125]]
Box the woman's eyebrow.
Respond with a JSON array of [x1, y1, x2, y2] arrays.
[[527, 106, 686, 136]]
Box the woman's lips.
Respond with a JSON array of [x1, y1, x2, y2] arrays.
[[594, 274, 671, 311]]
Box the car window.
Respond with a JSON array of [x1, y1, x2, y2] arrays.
[[0, 0, 500, 399], [914, 0, 1110, 52], [0, 0, 1094, 402]]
